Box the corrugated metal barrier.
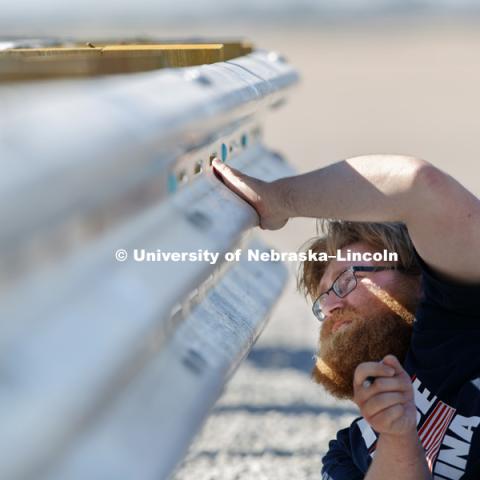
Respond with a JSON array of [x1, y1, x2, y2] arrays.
[[0, 40, 299, 480]]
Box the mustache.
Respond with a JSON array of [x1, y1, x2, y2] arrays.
[[320, 307, 363, 341]]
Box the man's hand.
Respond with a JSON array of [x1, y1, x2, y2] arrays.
[[353, 355, 417, 437], [211, 158, 289, 230], [354, 356, 431, 479]]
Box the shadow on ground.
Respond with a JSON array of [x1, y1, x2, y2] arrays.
[[246, 346, 316, 373], [188, 448, 321, 460], [213, 403, 358, 417]]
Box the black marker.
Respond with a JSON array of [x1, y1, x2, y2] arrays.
[[363, 376, 376, 388]]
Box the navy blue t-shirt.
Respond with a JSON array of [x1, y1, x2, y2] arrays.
[[321, 253, 480, 480]]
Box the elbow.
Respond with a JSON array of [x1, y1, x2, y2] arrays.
[[411, 159, 448, 198], [394, 157, 444, 222]]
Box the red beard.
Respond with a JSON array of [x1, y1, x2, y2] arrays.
[[312, 306, 413, 399]]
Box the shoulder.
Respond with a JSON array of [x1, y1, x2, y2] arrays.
[[321, 421, 368, 480]]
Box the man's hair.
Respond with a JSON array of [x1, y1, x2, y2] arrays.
[[298, 220, 421, 300]]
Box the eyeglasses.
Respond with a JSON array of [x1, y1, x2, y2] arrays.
[[312, 266, 400, 322]]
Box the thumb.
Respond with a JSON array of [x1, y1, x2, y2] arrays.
[[382, 355, 405, 375]]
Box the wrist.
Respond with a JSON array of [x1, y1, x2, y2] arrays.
[[378, 429, 425, 463], [368, 429, 431, 480], [273, 177, 296, 219]]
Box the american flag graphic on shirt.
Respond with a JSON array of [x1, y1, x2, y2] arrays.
[[418, 400, 457, 471]]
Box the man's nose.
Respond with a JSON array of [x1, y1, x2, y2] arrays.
[[322, 292, 347, 317]]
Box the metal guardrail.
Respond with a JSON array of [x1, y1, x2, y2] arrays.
[[0, 41, 299, 480]]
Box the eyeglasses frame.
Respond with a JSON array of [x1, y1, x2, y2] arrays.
[[312, 265, 403, 322]]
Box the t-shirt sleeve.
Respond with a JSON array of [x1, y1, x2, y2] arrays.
[[414, 249, 480, 330], [321, 427, 364, 480]]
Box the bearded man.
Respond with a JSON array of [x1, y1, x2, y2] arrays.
[[212, 154, 480, 480]]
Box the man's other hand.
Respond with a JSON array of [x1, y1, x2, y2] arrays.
[[353, 355, 417, 437]]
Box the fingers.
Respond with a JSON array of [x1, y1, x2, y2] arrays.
[[353, 356, 416, 435], [362, 392, 408, 419], [368, 403, 405, 428], [382, 354, 406, 376], [211, 159, 289, 231], [361, 376, 411, 395], [353, 361, 395, 390], [353, 356, 412, 409], [211, 159, 262, 207]]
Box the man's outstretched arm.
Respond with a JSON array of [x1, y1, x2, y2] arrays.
[[212, 155, 480, 283]]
